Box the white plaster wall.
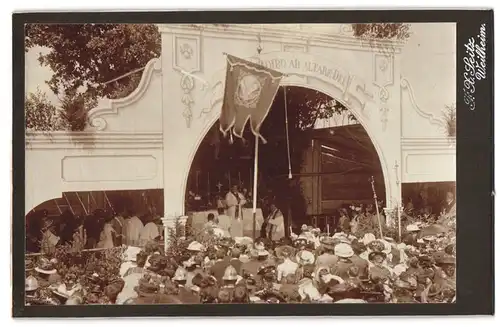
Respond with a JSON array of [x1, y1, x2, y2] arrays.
[[400, 23, 456, 138], [25, 133, 164, 213]]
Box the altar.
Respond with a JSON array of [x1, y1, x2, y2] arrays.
[[187, 208, 265, 237]]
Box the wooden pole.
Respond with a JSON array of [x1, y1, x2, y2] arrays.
[[370, 176, 384, 239], [395, 161, 402, 242], [252, 134, 259, 239]]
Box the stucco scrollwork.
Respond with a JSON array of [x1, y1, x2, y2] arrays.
[[372, 53, 395, 130], [400, 77, 447, 127], [379, 107, 389, 131], [180, 74, 195, 127], [87, 58, 162, 131], [173, 34, 203, 128]]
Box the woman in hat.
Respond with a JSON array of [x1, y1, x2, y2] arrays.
[[368, 251, 392, 283], [337, 208, 351, 233], [241, 244, 271, 277], [40, 218, 60, 255], [316, 237, 339, 268], [123, 250, 148, 277], [275, 245, 298, 283], [34, 257, 61, 288], [297, 264, 321, 302]]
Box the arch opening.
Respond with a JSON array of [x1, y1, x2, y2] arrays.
[[184, 86, 386, 234]]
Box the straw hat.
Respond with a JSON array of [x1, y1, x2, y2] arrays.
[[172, 266, 188, 281], [406, 224, 420, 232], [187, 241, 205, 252], [334, 243, 354, 258], [362, 233, 376, 245], [35, 257, 57, 275], [222, 265, 238, 281], [25, 275, 39, 292], [295, 250, 315, 265]]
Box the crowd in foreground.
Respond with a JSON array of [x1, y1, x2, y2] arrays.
[[25, 209, 456, 305]]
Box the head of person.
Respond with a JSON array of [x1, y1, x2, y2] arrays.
[[231, 185, 239, 193], [368, 252, 386, 265], [270, 203, 277, 212], [136, 251, 148, 268], [216, 248, 226, 260], [231, 247, 241, 259], [446, 191, 454, 204], [366, 204, 374, 214], [207, 213, 215, 223]]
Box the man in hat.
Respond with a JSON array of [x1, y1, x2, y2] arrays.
[[210, 248, 231, 284], [316, 237, 339, 268], [403, 224, 421, 246], [331, 243, 356, 280], [349, 239, 370, 279], [172, 266, 201, 304], [229, 247, 243, 275], [242, 245, 271, 277]]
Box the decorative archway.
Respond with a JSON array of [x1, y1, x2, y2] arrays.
[[162, 50, 401, 218]]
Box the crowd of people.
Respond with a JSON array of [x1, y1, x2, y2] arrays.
[[26, 208, 164, 254], [25, 194, 456, 305]]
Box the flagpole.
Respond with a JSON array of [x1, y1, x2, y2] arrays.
[[284, 86, 292, 180], [252, 134, 259, 240]]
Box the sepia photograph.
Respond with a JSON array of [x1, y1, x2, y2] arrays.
[[22, 21, 459, 307]]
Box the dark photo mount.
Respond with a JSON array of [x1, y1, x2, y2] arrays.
[[12, 10, 494, 317]]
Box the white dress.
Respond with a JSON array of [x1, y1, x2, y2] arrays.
[[97, 223, 115, 249]]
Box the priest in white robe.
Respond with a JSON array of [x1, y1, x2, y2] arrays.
[[225, 185, 246, 237]]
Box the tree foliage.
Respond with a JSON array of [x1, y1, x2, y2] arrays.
[[25, 89, 65, 131], [25, 24, 161, 100]]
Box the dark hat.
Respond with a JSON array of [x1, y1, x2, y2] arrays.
[[435, 255, 456, 265], [257, 263, 276, 275], [320, 237, 336, 250], [368, 251, 387, 262], [275, 245, 295, 259]]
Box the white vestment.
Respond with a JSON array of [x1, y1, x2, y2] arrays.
[[225, 191, 246, 219], [125, 216, 144, 246], [139, 222, 160, 246]]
